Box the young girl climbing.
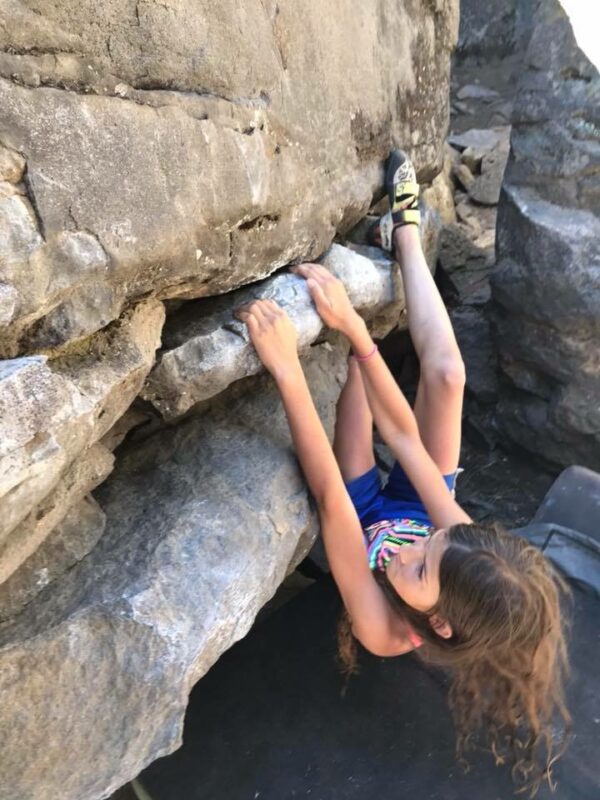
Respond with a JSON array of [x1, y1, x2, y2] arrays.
[[236, 151, 570, 795]]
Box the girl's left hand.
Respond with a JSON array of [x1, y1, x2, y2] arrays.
[[291, 263, 360, 336], [235, 299, 300, 379]]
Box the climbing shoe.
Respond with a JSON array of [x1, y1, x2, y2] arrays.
[[374, 149, 421, 252]]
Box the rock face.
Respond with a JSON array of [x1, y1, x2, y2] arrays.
[[0, 240, 413, 800], [143, 244, 403, 420], [456, 0, 534, 59], [491, 0, 600, 469], [0, 3, 461, 798], [0, 343, 346, 800], [0, 300, 165, 588], [0, 0, 458, 358]]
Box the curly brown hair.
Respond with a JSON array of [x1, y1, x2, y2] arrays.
[[337, 522, 571, 796]]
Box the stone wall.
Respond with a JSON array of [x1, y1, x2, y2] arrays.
[[0, 2, 459, 798], [491, 0, 600, 469]]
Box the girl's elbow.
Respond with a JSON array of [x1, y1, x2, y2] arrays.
[[354, 628, 415, 658]]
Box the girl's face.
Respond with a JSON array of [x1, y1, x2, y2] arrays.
[[385, 529, 448, 612]]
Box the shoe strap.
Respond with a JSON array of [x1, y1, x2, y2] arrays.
[[391, 208, 421, 227], [392, 181, 420, 210]]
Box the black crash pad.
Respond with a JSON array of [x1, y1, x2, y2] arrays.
[[139, 571, 600, 800], [516, 466, 600, 596], [533, 465, 600, 542]]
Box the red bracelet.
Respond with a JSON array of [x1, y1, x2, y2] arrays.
[[354, 343, 378, 361]]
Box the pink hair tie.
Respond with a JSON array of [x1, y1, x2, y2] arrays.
[[354, 343, 378, 362]]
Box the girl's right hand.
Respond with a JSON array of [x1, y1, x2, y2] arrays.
[[291, 263, 360, 336], [235, 298, 300, 380]]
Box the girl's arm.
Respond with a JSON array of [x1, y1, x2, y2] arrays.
[[236, 299, 417, 656], [291, 265, 471, 530]]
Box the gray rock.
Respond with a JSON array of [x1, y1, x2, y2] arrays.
[[453, 162, 475, 192], [461, 146, 486, 173], [492, 32, 600, 481], [448, 127, 510, 152], [504, 5, 600, 215], [0, 283, 19, 326], [0, 145, 25, 183], [0, 493, 107, 621], [143, 244, 401, 420], [0, 442, 113, 589], [0, 342, 346, 800], [451, 100, 474, 116], [456, 84, 500, 101], [450, 306, 498, 402], [0, 0, 458, 355], [0, 300, 164, 576], [455, 199, 482, 235], [468, 141, 510, 205], [456, 0, 535, 59], [437, 223, 487, 274]]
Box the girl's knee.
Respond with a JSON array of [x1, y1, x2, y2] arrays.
[[422, 355, 466, 396]]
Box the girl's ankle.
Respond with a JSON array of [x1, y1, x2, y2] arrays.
[[393, 223, 421, 259]]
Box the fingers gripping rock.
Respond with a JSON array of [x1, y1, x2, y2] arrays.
[[142, 244, 402, 420]]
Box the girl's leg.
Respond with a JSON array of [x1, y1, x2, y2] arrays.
[[393, 224, 466, 475], [333, 356, 376, 481]]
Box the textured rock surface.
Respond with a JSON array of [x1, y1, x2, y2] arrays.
[[0, 4, 461, 798], [0, 0, 458, 357], [143, 243, 402, 419], [456, 0, 534, 58], [0, 299, 164, 585], [491, 0, 600, 469], [468, 141, 510, 205], [0, 494, 106, 622], [0, 342, 345, 800]]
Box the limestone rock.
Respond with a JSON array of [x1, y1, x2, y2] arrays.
[[453, 162, 475, 192], [0, 0, 458, 355], [0, 299, 164, 578], [422, 156, 457, 228], [0, 145, 25, 184], [0, 494, 107, 622], [456, 84, 500, 101], [461, 146, 486, 173], [0, 283, 19, 326], [143, 244, 401, 420], [448, 127, 510, 153], [0, 342, 346, 800], [455, 199, 482, 235], [468, 141, 510, 205], [438, 223, 487, 274], [0, 442, 113, 588]]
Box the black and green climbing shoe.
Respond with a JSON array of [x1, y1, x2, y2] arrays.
[[378, 149, 420, 252]]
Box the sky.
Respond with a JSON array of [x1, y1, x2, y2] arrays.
[[560, 0, 600, 69]]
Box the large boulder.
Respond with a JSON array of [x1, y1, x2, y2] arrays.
[[456, 0, 534, 59], [0, 237, 411, 799], [0, 342, 346, 800], [0, 4, 460, 798], [490, 0, 600, 469], [0, 0, 458, 357]]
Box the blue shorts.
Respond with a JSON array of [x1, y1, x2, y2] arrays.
[[345, 462, 458, 529]]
